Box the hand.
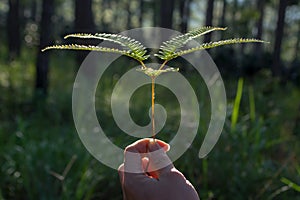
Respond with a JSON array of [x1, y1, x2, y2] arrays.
[[118, 138, 200, 200]]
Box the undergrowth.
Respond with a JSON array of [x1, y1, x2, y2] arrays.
[[0, 48, 299, 199]]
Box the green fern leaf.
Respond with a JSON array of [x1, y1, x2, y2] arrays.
[[173, 38, 266, 59], [63, 33, 149, 61], [41, 44, 134, 57], [155, 26, 227, 60]]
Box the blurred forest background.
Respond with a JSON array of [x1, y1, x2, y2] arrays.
[[0, 0, 300, 199]]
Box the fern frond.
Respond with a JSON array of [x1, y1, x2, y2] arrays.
[[155, 26, 227, 60], [63, 33, 149, 61], [172, 38, 266, 59], [41, 44, 134, 57]]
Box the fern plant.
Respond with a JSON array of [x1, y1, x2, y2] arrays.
[[43, 26, 266, 139]]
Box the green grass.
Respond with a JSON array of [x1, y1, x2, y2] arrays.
[[0, 48, 299, 199], [231, 77, 244, 131]]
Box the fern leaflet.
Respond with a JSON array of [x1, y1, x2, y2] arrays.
[[41, 44, 133, 57], [173, 38, 266, 59], [64, 33, 149, 61], [155, 26, 227, 60]]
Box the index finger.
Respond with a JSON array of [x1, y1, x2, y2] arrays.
[[123, 138, 169, 174], [125, 138, 170, 154]]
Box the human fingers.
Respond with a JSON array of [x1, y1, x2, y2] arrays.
[[122, 144, 156, 199], [118, 163, 124, 184], [122, 138, 171, 180], [146, 141, 174, 179], [123, 145, 144, 174], [158, 169, 200, 200], [126, 138, 170, 154], [122, 139, 164, 176], [124, 138, 170, 176]]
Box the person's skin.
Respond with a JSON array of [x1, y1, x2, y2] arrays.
[[118, 138, 200, 200]]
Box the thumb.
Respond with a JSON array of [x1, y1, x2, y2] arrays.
[[146, 140, 173, 178], [123, 146, 144, 174]]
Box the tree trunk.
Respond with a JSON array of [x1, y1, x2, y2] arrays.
[[7, 0, 21, 60], [152, 1, 159, 27], [139, 0, 144, 27], [75, 0, 95, 33], [219, 0, 227, 39], [126, 1, 132, 29], [179, 0, 192, 33], [204, 0, 215, 43], [75, 0, 95, 64], [159, 0, 175, 29], [254, 0, 265, 57], [232, 0, 238, 21], [293, 21, 300, 62], [30, 0, 38, 22], [272, 0, 288, 77], [35, 0, 54, 96], [101, 0, 109, 31], [220, 0, 227, 27]]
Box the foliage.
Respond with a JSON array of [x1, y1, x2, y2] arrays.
[[231, 77, 244, 130], [43, 33, 149, 62], [154, 27, 264, 60], [42, 26, 265, 78], [1, 50, 300, 199], [154, 26, 227, 60], [281, 177, 300, 192], [1, 0, 300, 199]]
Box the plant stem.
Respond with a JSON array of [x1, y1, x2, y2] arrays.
[[151, 76, 156, 140], [139, 61, 147, 69], [158, 60, 168, 70], [149, 60, 169, 140]]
